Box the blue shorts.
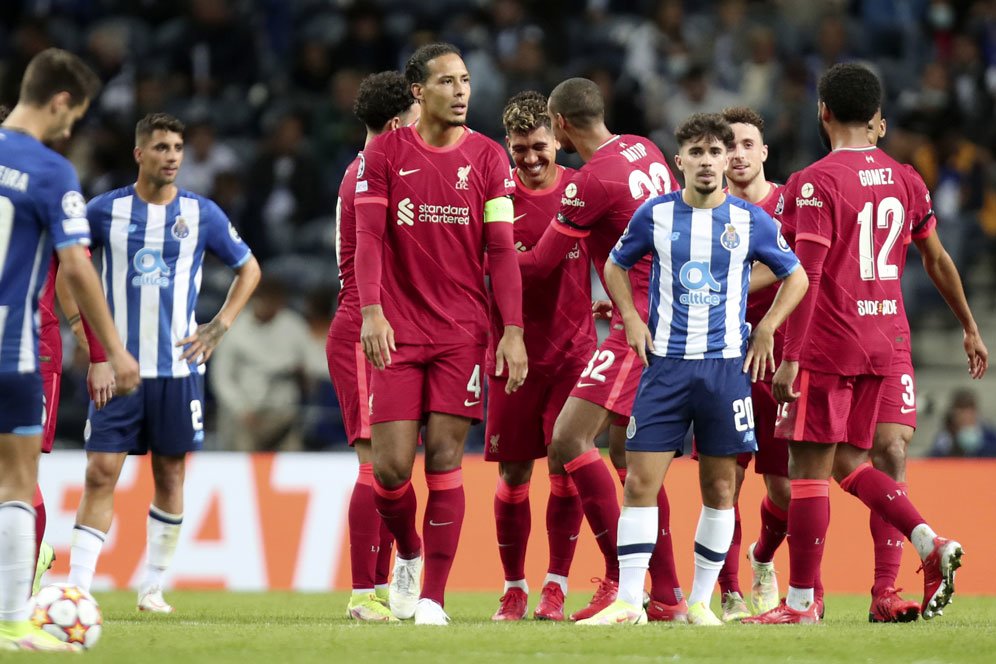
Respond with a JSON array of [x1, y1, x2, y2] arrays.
[[626, 357, 757, 457], [85, 375, 205, 455], [0, 372, 44, 435]]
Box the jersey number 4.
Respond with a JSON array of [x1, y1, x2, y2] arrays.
[[857, 196, 904, 281]]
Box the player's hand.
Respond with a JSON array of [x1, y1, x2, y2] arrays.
[[87, 361, 116, 410], [744, 323, 777, 382], [964, 328, 989, 379], [772, 360, 800, 403], [592, 300, 613, 320], [109, 351, 140, 397], [623, 311, 654, 367], [495, 326, 528, 393], [360, 306, 396, 370], [177, 318, 229, 365]]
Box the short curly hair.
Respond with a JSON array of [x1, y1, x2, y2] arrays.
[[818, 63, 882, 125], [353, 71, 414, 130], [502, 91, 550, 136], [675, 113, 734, 149], [721, 106, 764, 136]]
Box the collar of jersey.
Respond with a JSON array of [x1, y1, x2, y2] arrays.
[[409, 124, 470, 153]]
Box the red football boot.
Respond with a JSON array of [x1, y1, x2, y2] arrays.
[[533, 582, 565, 621], [869, 587, 920, 623], [646, 598, 689, 623], [742, 599, 820, 624], [569, 578, 618, 622], [919, 537, 963, 620], [491, 587, 528, 621]]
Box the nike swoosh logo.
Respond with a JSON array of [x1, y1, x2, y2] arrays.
[[576, 382, 598, 389], [568, 534, 579, 541], [464, 399, 481, 407], [429, 520, 454, 527], [498, 543, 516, 548], [900, 406, 916, 414], [398, 168, 420, 176], [513, 214, 527, 222], [593, 529, 609, 539]]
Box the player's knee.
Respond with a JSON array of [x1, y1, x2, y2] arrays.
[[84, 459, 120, 493], [550, 427, 587, 463], [499, 462, 532, 486], [871, 435, 908, 480], [373, 464, 411, 489], [767, 476, 791, 510], [622, 471, 657, 505], [701, 475, 736, 509]]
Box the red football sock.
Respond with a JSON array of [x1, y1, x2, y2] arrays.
[[564, 448, 620, 581], [869, 482, 907, 595], [787, 479, 830, 591], [33, 484, 45, 568], [615, 467, 627, 486], [718, 503, 742, 595], [547, 474, 582, 577], [372, 476, 422, 559], [648, 485, 682, 604], [421, 469, 465, 606], [753, 495, 788, 563], [348, 464, 380, 590], [494, 478, 531, 582], [375, 520, 394, 587], [840, 464, 923, 539]]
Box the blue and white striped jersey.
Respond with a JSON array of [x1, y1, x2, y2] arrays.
[[610, 191, 799, 360], [88, 185, 251, 378], [0, 128, 91, 374]]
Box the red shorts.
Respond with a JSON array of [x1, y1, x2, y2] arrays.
[[751, 379, 788, 477], [326, 335, 371, 445], [370, 342, 485, 424], [485, 359, 587, 462], [876, 352, 917, 428], [570, 327, 643, 420], [774, 369, 884, 450], [40, 362, 61, 454]]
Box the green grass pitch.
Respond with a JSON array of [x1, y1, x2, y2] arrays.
[[28, 591, 996, 663]]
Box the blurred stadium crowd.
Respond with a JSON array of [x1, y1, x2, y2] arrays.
[[2, 0, 995, 453]]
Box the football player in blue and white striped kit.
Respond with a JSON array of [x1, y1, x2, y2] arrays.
[[0, 49, 140, 652], [579, 113, 808, 626], [67, 113, 261, 613]]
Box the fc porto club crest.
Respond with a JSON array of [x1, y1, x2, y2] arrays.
[[720, 223, 740, 250], [171, 216, 190, 240]]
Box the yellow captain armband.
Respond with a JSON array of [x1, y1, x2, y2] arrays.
[[484, 196, 514, 223]]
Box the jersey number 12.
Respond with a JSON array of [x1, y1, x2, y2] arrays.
[[857, 196, 904, 281]]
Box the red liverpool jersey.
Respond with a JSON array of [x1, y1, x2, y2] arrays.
[[894, 164, 937, 351], [742, 182, 784, 363], [38, 255, 62, 372], [356, 126, 515, 345], [777, 147, 933, 375], [487, 166, 595, 373], [330, 153, 363, 338], [555, 135, 677, 319]]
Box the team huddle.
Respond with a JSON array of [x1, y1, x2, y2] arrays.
[[0, 36, 988, 651], [331, 44, 988, 627]]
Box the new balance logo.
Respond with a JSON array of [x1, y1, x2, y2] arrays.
[[397, 197, 414, 226], [399, 168, 420, 176]]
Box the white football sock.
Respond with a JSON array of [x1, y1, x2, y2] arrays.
[[617, 506, 657, 607], [911, 523, 938, 560], [141, 505, 182, 592], [786, 585, 814, 611], [0, 502, 36, 621], [68, 524, 106, 593], [543, 573, 568, 594], [688, 506, 735, 607], [503, 579, 528, 593]]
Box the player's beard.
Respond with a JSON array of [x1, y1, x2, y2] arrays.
[[817, 119, 832, 152], [694, 183, 718, 196]]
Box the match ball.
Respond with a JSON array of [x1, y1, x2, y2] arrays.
[[29, 583, 103, 649]]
